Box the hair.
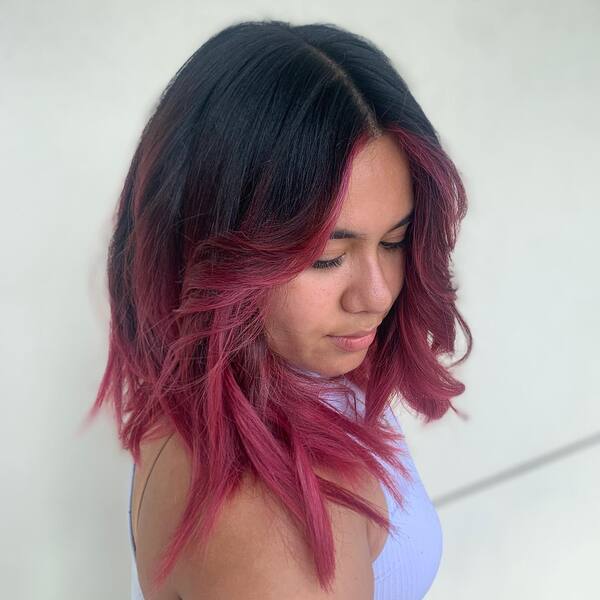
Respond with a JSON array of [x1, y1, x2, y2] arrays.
[[86, 19, 472, 595]]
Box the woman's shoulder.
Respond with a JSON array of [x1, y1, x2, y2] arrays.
[[173, 460, 377, 599], [131, 427, 382, 599], [130, 429, 190, 599]]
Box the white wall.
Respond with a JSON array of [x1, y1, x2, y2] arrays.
[[1, 1, 598, 598]]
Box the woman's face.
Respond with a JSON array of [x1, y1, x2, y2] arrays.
[[264, 133, 414, 378]]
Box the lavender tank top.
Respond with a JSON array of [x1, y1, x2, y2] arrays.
[[127, 374, 443, 599]]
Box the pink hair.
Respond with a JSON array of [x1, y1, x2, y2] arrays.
[[84, 120, 471, 594]]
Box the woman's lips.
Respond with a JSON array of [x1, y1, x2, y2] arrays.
[[335, 328, 376, 338], [327, 330, 376, 352]]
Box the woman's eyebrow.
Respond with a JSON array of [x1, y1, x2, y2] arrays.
[[329, 209, 414, 240]]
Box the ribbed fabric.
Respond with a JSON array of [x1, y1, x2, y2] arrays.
[[127, 374, 442, 599]]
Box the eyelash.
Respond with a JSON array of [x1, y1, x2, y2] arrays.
[[312, 239, 409, 270]]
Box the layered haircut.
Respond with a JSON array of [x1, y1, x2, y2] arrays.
[[87, 19, 472, 594]]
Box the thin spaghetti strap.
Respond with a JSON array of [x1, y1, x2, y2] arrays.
[[135, 432, 176, 533]]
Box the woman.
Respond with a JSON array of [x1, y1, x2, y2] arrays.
[[89, 19, 472, 600]]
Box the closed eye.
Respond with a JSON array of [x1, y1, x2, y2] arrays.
[[312, 238, 408, 270]]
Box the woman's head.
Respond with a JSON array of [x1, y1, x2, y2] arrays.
[[90, 19, 472, 594], [264, 133, 414, 378]]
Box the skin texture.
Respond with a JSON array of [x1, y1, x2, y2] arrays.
[[264, 132, 415, 378]]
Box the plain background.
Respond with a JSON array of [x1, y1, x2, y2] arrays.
[[1, 1, 598, 598]]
